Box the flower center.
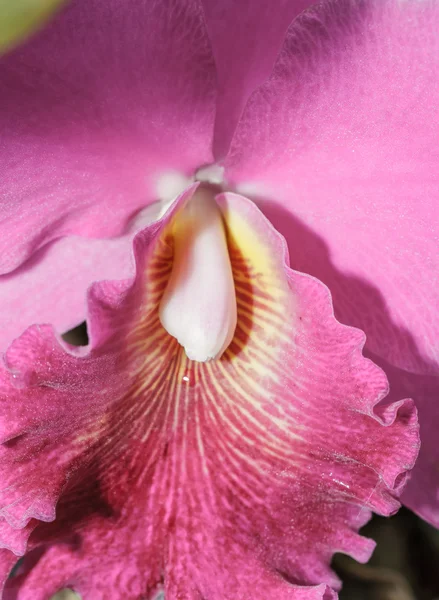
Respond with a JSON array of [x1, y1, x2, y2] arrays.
[[159, 186, 237, 362]]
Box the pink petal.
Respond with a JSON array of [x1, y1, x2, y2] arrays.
[[201, 0, 317, 159], [224, 0, 439, 525], [0, 191, 417, 598], [0, 0, 215, 273], [0, 234, 135, 352]]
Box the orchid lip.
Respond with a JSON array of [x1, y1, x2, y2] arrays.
[[159, 186, 237, 362]]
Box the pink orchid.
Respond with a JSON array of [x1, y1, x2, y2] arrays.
[[0, 0, 436, 597]]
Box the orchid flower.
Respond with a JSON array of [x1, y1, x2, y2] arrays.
[[0, 0, 436, 598]]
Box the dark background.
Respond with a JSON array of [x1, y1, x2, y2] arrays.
[[336, 509, 439, 600]]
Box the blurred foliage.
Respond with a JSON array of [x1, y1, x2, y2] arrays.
[[335, 508, 439, 600], [50, 591, 80, 600], [0, 0, 66, 55], [62, 321, 89, 346]]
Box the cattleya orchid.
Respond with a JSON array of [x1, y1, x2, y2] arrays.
[[0, 0, 437, 598]]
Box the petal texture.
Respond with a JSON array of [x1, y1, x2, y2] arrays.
[[0, 191, 417, 599], [224, 0, 439, 525], [0, 234, 134, 352], [0, 0, 215, 273], [201, 0, 317, 159]]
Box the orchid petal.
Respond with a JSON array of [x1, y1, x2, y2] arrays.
[[0, 0, 215, 274], [224, 0, 439, 525], [201, 0, 317, 159], [0, 190, 417, 598], [0, 233, 135, 352]]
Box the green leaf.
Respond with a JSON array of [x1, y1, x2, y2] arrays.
[[0, 0, 66, 55]]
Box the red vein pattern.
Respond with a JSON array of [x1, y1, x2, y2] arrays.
[[0, 191, 417, 600]]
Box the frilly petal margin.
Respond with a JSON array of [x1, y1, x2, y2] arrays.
[[223, 0, 439, 526], [200, 0, 317, 159], [0, 190, 418, 599], [0, 0, 216, 274]]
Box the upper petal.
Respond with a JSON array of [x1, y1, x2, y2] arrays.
[[0, 189, 417, 599], [201, 0, 317, 159], [0, 0, 216, 273], [224, 0, 439, 525]]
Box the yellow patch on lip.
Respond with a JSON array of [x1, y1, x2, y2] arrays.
[[220, 201, 293, 363], [126, 191, 294, 377], [116, 192, 300, 461], [64, 193, 304, 535]]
